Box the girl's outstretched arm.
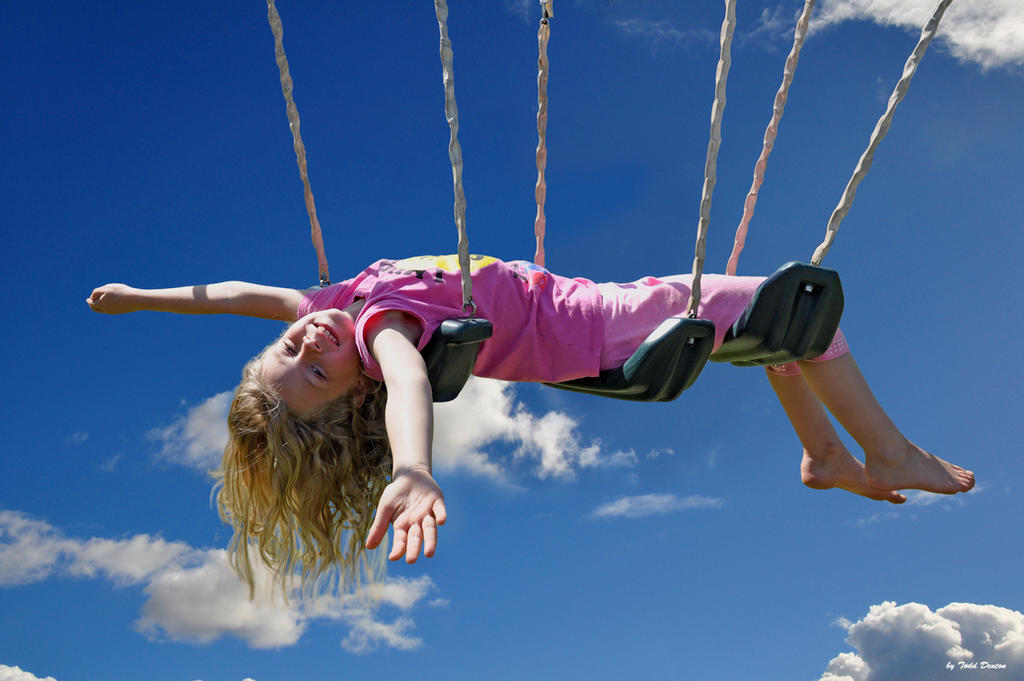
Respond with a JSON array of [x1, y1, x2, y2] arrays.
[[87, 282, 306, 321], [363, 312, 447, 564]]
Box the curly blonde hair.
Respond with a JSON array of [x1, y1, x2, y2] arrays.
[[216, 351, 391, 598]]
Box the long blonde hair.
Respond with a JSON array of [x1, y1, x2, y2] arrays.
[[216, 352, 391, 597]]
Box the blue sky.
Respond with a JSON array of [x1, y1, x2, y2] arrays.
[[2, 1, 1023, 680]]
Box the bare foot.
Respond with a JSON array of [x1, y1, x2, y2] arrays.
[[802, 444, 906, 504], [865, 440, 975, 494]]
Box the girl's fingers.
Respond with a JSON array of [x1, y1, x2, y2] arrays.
[[421, 515, 437, 558], [365, 500, 394, 549], [366, 517, 386, 549], [433, 498, 447, 525], [405, 524, 422, 564], [372, 488, 446, 559], [389, 527, 407, 561]]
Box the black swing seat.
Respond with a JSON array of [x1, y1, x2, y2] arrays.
[[421, 318, 494, 402], [545, 317, 715, 402], [709, 261, 844, 366]]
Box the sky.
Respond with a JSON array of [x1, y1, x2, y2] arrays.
[[2, 1, 1023, 680]]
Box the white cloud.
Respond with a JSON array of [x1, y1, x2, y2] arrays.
[[0, 511, 76, 585], [433, 377, 635, 480], [0, 511, 440, 652], [148, 391, 232, 471], [0, 665, 57, 681], [0, 510, 198, 588], [818, 652, 869, 681], [136, 549, 306, 649], [360, 576, 437, 611], [589, 493, 726, 519], [70, 535, 196, 585], [341, 615, 422, 654], [818, 601, 1024, 680], [300, 575, 437, 654], [432, 378, 518, 479], [814, 0, 1024, 71]]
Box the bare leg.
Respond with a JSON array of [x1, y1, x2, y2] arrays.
[[799, 353, 974, 494], [767, 370, 906, 504]]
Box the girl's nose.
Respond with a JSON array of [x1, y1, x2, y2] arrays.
[[301, 332, 322, 353]]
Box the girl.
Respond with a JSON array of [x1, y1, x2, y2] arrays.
[[87, 254, 974, 594]]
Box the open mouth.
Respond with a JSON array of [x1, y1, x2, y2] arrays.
[[316, 323, 340, 345]]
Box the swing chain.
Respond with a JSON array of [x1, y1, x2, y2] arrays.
[[726, 0, 815, 276], [687, 0, 737, 319], [534, 0, 553, 267], [434, 0, 475, 314], [812, 0, 955, 266], [266, 0, 330, 288]]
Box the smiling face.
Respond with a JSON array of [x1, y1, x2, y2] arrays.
[[260, 310, 364, 416]]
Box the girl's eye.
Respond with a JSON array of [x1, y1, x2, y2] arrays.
[[284, 342, 297, 355], [311, 365, 326, 380]]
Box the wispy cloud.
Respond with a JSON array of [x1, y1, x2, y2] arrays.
[[588, 493, 725, 519], [0, 511, 439, 652], [903, 490, 953, 507], [610, 18, 717, 51], [818, 601, 1024, 680], [340, 614, 422, 654], [99, 453, 122, 472], [814, 0, 1024, 71], [854, 487, 976, 525], [603, 2, 1024, 70], [505, 0, 531, 23], [739, 4, 801, 47], [609, 4, 803, 53], [304, 576, 438, 654], [64, 432, 88, 445]]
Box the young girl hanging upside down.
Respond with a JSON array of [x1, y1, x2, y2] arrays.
[[87, 254, 974, 594]]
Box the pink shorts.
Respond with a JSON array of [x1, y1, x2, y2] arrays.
[[763, 329, 849, 376], [596, 274, 850, 375]]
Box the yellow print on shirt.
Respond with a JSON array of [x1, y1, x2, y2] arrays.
[[392, 254, 498, 274]]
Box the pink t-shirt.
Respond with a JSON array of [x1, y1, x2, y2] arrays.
[[298, 255, 604, 383]]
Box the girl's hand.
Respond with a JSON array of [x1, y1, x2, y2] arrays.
[[87, 284, 139, 314], [365, 466, 447, 563]]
